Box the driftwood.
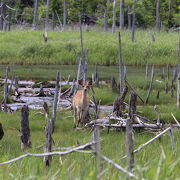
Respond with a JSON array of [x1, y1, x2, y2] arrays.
[[0, 122, 4, 140], [20, 105, 31, 149]]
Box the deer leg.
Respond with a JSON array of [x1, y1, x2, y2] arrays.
[[73, 108, 77, 128], [77, 109, 81, 127]]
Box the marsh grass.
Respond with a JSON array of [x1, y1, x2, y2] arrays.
[[0, 110, 179, 179], [0, 30, 178, 65]]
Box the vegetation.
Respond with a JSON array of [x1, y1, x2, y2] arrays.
[[0, 109, 179, 179], [2, 0, 180, 28], [0, 30, 178, 66]]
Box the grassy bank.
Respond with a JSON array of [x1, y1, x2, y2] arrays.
[[0, 110, 179, 179], [0, 30, 178, 65]]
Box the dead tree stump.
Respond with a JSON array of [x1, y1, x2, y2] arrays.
[[0, 122, 4, 140], [126, 92, 137, 172], [93, 126, 102, 179], [20, 105, 31, 149], [111, 76, 118, 91], [113, 86, 128, 117], [44, 119, 52, 166]]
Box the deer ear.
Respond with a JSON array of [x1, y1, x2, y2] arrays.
[[78, 79, 83, 85], [88, 80, 92, 86]]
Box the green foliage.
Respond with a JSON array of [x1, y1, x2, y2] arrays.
[[0, 30, 178, 66]]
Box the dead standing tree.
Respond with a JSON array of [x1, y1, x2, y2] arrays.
[[156, 0, 161, 32], [145, 65, 154, 104], [112, 0, 117, 33], [177, 38, 180, 108], [32, 0, 39, 30], [118, 32, 123, 94], [0, 123, 4, 140], [44, 119, 52, 166], [126, 92, 137, 172], [52, 72, 60, 131], [63, 0, 67, 30], [20, 106, 31, 150], [131, 0, 137, 42], [119, 0, 124, 29]]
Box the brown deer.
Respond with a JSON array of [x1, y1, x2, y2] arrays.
[[72, 79, 92, 128]]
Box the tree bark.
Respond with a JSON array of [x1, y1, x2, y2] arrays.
[[119, 0, 124, 29]]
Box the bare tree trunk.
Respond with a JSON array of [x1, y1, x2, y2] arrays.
[[156, 0, 161, 32], [112, 0, 117, 33], [32, 0, 38, 30], [44, 119, 52, 166], [55, 10, 63, 31], [169, 0, 173, 14], [93, 126, 102, 179], [0, 123, 4, 140], [63, 0, 66, 29], [45, 0, 50, 31], [119, 0, 124, 29], [118, 32, 123, 94], [104, 9, 108, 32], [145, 65, 154, 104], [52, 72, 60, 131], [131, 0, 137, 42], [20, 106, 31, 149], [104, 0, 110, 32], [0, 3, 4, 30], [8, 8, 11, 31], [126, 92, 136, 172], [177, 38, 180, 108], [128, 5, 131, 30]]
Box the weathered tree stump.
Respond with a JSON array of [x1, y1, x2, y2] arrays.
[[20, 105, 31, 149], [0, 122, 4, 140], [43, 102, 49, 121], [126, 92, 137, 172], [111, 76, 118, 91], [44, 119, 52, 166], [113, 86, 128, 117]]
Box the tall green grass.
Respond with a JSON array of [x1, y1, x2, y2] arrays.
[[0, 30, 178, 65], [0, 110, 179, 179]]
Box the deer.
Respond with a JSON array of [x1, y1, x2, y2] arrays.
[[72, 79, 92, 128]]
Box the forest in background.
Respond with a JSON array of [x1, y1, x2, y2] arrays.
[[1, 0, 179, 30]]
